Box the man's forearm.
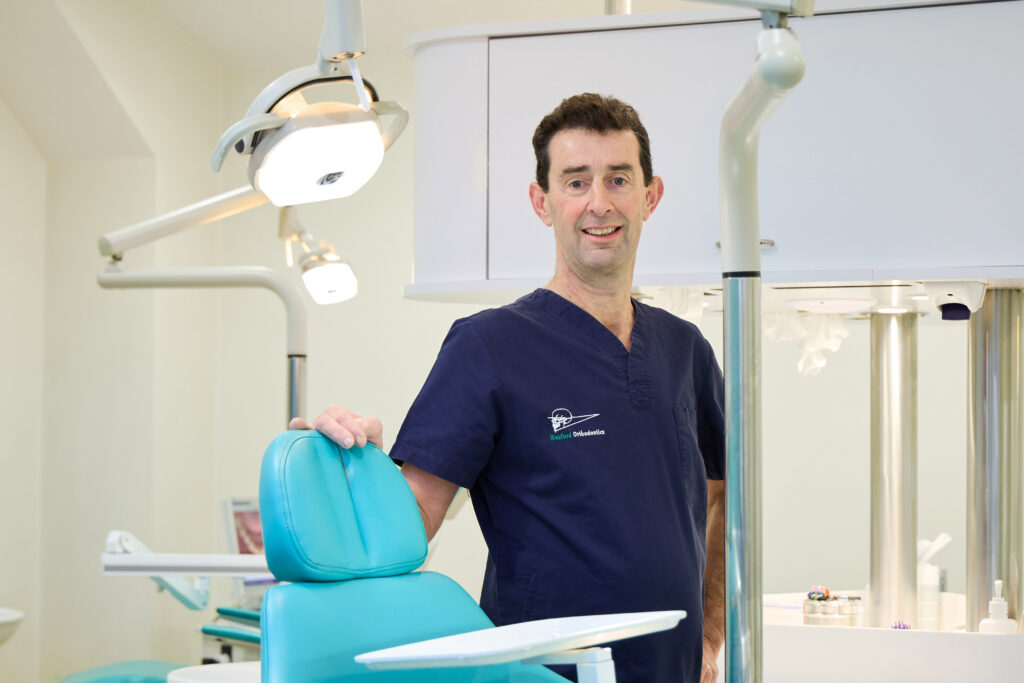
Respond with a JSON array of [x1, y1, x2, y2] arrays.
[[703, 479, 726, 652]]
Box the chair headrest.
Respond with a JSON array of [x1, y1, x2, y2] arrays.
[[259, 431, 427, 582]]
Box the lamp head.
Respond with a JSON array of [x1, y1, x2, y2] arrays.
[[249, 102, 384, 207], [210, 0, 408, 203], [301, 253, 358, 304]]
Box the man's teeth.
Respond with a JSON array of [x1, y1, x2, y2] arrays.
[[584, 226, 617, 236]]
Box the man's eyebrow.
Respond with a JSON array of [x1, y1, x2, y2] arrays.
[[559, 165, 590, 177], [558, 163, 635, 177]]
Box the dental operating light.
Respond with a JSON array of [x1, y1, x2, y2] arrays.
[[211, 0, 408, 207], [96, 0, 403, 423], [280, 205, 358, 304]]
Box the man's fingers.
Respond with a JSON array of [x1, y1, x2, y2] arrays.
[[288, 417, 312, 430], [307, 405, 385, 450], [313, 413, 357, 448], [361, 415, 384, 449]]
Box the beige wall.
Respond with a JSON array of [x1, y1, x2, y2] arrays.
[[0, 95, 46, 683], [54, 0, 228, 672], [40, 157, 157, 680]]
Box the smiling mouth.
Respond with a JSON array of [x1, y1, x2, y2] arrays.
[[582, 226, 620, 237]]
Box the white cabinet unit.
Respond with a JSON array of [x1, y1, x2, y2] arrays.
[[406, 1, 1024, 300]]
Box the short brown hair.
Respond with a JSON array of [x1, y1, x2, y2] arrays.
[[532, 93, 653, 192]]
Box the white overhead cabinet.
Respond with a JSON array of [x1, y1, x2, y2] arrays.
[[407, 0, 1024, 300]]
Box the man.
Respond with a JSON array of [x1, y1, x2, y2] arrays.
[[293, 93, 725, 683]]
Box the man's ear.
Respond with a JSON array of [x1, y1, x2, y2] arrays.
[[643, 176, 665, 221], [529, 182, 553, 227]]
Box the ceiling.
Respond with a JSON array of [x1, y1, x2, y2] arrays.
[[147, 0, 696, 72]]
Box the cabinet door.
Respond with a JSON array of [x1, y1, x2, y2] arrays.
[[487, 1, 1024, 284], [757, 2, 1024, 280]]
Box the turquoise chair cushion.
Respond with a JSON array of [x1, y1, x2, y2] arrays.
[[60, 660, 182, 683], [260, 572, 566, 682], [259, 431, 427, 582]]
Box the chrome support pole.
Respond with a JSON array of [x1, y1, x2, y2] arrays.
[[869, 312, 918, 628], [288, 355, 307, 425], [604, 0, 631, 15], [724, 275, 762, 680], [967, 289, 1023, 632], [718, 23, 805, 683]]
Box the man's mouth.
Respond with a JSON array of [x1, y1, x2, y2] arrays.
[[582, 226, 620, 237]]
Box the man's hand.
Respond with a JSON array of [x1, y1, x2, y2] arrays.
[[289, 404, 383, 450], [290, 406, 456, 541], [701, 635, 720, 683], [702, 478, 725, 683]]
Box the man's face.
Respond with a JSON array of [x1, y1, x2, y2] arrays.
[[529, 128, 663, 285]]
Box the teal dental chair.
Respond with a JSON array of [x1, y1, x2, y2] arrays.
[[258, 430, 567, 682]]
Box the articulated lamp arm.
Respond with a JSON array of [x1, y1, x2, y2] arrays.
[[98, 186, 267, 258], [95, 188, 309, 423]]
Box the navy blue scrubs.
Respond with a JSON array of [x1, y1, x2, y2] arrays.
[[391, 289, 724, 683]]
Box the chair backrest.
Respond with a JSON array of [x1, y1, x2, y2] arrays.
[[259, 430, 426, 582], [258, 431, 565, 683]]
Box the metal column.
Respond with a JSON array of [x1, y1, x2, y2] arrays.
[[724, 276, 762, 678], [288, 355, 307, 424], [967, 288, 1023, 632], [718, 20, 805, 682], [869, 312, 918, 628], [604, 0, 631, 14]]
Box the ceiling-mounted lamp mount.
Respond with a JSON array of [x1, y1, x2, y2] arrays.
[[318, 0, 366, 64], [211, 0, 408, 207]]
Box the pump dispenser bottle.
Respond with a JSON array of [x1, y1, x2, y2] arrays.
[[978, 580, 1018, 634]]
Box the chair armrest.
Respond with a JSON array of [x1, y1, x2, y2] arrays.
[[102, 551, 271, 577], [216, 606, 261, 626], [201, 624, 261, 645], [103, 530, 273, 610]]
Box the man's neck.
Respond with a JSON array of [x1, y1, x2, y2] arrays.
[[545, 271, 635, 351]]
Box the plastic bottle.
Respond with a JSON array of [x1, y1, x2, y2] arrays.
[[978, 580, 1018, 634], [917, 533, 951, 631], [917, 562, 940, 630]]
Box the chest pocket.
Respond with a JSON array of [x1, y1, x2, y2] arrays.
[[673, 405, 709, 541]]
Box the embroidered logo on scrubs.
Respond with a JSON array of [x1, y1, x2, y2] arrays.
[[548, 408, 604, 441]]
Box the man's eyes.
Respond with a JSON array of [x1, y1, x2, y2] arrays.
[[566, 176, 629, 191]]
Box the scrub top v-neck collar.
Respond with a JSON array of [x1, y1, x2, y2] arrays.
[[530, 288, 651, 411]]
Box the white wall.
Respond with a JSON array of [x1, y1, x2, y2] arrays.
[[0, 95, 46, 683]]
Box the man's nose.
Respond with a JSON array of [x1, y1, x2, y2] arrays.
[[587, 183, 613, 215]]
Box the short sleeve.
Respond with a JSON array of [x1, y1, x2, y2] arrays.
[[389, 317, 502, 489], [696, 342, 725, 481]]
